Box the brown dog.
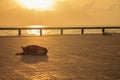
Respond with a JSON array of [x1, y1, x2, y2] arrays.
[[16, 45, 48, 55]]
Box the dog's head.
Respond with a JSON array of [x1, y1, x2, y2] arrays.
[[21, 46, 28, 53]]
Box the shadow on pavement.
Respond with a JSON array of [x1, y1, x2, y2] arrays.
[[20, 55, 49, 64]]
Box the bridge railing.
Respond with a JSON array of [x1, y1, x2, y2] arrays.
[[0, 27, 120, 36]]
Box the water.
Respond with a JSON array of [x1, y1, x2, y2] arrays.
[[0, 28, 120, 36]]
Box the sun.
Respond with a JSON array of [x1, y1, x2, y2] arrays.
[[16, 0, 55, 11]]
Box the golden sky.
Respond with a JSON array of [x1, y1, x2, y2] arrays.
[[0, 0, 120, 27]]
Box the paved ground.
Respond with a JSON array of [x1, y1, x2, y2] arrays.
[[0, 34, 120, 80]]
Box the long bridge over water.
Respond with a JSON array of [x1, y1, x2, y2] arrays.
[[0, 26, 120, 36]]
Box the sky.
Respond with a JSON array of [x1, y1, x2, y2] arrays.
[[0, 0, 120, 27]]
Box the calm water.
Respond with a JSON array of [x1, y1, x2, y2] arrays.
[[0, 28, 120, 36]]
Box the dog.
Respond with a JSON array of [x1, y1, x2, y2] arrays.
[[16, 45, 48, 55]]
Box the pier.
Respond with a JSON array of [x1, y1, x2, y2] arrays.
[[0, 26, 120, 36]]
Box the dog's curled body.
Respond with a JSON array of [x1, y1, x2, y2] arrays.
[[17, 45, 48, 55]]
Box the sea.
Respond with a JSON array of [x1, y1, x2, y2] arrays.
[[0, 26, 120, 36]]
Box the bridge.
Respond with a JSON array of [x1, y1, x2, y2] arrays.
[[0, 26, 120, 36]]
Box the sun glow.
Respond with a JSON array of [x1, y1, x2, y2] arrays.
[[16, 0, 64, 11], [27, 25, 47, 35]]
